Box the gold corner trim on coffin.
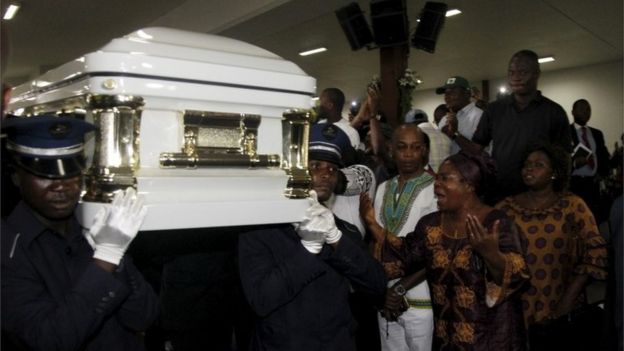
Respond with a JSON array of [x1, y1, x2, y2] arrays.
[[281, 109, 311, 199]]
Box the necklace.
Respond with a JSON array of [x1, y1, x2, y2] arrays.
[[522, 191, 558, 210], [441, 212, 466, 239], [381, 173, 434, 235]]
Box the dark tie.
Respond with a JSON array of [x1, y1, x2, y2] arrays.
[[581, 127, 595, 169]]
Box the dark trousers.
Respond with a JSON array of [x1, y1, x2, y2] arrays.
[[570, 175, 606, 223], [349, 292, 382, 351], [528, 304, 606, 351]]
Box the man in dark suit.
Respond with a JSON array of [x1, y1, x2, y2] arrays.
[[570, 98, 611, 223]]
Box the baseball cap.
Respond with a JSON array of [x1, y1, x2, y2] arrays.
[[435, 76, 471, 94], [405, 109, 429, 124]]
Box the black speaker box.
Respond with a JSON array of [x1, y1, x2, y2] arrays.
[[370, 0, 408, 47], [335, 2, 374, 51], [411, 2, 448, 53]]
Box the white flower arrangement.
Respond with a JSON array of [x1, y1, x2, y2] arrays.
[[366, 69, 421, 121], [368, 74, 381, 90], [398, 68, 420, 88], [398, 68, 420, 120]]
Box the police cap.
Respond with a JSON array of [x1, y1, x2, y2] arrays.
[[2, 115, 96, 179]]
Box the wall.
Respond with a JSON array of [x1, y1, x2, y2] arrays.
[[411, 60, 624, 151]]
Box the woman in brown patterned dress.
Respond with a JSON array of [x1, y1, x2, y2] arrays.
[[495, 143, 608, 349], [362, 151, 530, 350]]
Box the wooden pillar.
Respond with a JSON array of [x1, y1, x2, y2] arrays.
[[379, 44, 409, 128]]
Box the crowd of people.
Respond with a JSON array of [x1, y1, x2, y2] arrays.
[[1, 48, 621, 351]]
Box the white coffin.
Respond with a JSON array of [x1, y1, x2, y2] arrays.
[[8, 27, 316, 230]]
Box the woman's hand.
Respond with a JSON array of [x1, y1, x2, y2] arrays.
[[467, 215, 506, 284], [553, 274, 589, 318], [467, 216, 500, 259]]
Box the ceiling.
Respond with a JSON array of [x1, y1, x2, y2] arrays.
[[2, 0, 622, 102]]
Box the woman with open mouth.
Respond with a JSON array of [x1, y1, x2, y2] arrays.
[[363, 151, 529, 350]]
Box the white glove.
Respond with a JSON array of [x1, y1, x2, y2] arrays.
[[299, 239, 323, 255], [294, 191, 325, 254], [296, 191, 342, 254], [87, 187, 148, 265]]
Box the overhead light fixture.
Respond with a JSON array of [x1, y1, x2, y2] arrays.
[[416, 8, 459, 22], [299, 47, 327, 56], [445, 9, 461, 17], [499, 87, 507, 94], [3, 3, 20, 20], [538, 56, 555, 63]]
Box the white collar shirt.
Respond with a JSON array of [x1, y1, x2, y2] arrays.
[[572, 123, 597, 177]]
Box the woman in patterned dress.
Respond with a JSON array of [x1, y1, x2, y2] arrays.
[[495, 143, 608, 349], [362, 151, 530, 350]]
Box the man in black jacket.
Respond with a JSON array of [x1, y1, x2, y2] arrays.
[[238, 124, 386, 351], [1, 115, 159, 350]]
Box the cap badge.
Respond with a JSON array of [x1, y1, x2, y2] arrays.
[[447, 77, 456, 84], [322, 125, 338, 140], [49, 122, 72, 138]]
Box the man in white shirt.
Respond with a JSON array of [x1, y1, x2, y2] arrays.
[[436, 76, 483, 155], [316, 87, 361, 149], [361, 124, 437, 351]]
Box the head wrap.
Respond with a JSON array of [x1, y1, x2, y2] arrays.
[[445, 151, 496, 198]]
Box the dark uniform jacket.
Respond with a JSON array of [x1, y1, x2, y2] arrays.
[[238, 218, 386, 351], [1, 202, 159, 351]]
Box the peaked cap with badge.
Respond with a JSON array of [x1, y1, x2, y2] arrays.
[[2, 115, 96, 179]]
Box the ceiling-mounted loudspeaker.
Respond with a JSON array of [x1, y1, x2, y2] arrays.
[[370, 0, 408, 47], [335, 2, 374, 51], [411, 2, 448, 53]]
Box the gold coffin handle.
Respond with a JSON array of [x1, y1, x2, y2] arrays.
[[159, 152, 280, 168]]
